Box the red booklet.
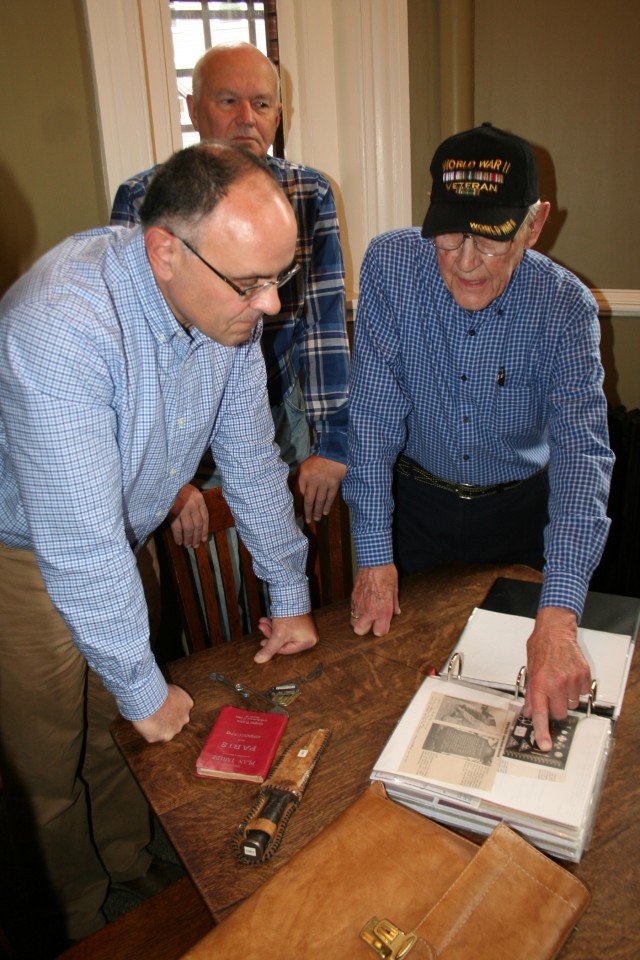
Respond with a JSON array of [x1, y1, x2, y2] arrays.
[[195, 705, 288, 783]]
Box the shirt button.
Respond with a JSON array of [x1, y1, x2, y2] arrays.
[[177, 418, 185, 428], [169, 467, 177, 477], [463, 454, 470, 461], [158, 334, 166, 343], [460, 374, 468, 382], [463, 416, 470, 423], [468, 329, 476, 336], [156, 510, 163, 519]]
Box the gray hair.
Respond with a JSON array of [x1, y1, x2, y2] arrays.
[[523, 200, 542, 227]]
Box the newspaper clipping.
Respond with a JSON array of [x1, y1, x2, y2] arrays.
[[398, 691, 519, 791]]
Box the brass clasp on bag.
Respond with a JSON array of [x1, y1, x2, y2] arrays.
[[360, 917, 417, 958]]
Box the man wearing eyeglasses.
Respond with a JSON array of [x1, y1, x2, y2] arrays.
[[111, 42, 350, 542], [343, 123, 614, 753], [0, 142, 318, 951]]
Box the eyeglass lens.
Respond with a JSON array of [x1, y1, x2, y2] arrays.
[[174, 231, 299, 298], [434, 234, 513, 257], [241, 262, 300, 298]]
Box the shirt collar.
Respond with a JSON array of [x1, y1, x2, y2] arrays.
[[121, 228, 186, 345]]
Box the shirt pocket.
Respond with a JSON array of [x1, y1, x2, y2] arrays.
[[490, 381, 538, 438]]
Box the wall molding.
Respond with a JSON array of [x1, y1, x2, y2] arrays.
[[347, 290, 640, 321], [593, 289, 640, 318]]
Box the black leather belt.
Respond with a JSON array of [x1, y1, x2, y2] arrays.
[[396, 454, 546, 500]]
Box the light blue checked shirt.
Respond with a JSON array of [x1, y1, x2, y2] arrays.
[[343, 229, 614, 619], [111, 155, 350, 463], [0, 227, 310, 719]]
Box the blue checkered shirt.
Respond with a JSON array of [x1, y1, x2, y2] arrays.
[[343, 230, 614, 618], [111, 156, 350, 463], [0, 227, 310, 719]]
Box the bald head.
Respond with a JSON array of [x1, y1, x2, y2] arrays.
[[192, 43, 280, 102], [187, 43, 282, 157]]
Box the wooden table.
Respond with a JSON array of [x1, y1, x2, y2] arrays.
[[113, 563, 639, 958]]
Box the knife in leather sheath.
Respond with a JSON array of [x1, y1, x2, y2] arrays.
[[234, 727, 331, 864]]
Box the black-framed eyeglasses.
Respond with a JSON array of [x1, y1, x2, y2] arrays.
[[172, 233, 300, 299]]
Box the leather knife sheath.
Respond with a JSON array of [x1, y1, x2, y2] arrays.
[[234, 727, 331, 864]]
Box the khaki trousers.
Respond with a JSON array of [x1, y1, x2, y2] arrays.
[[0, 542, 152, 945]]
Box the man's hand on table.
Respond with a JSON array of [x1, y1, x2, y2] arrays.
[[132, 684, 194, 743], [295, 455, 347, 523], [349, 564, 401, 637], [254, 613, 319, 663], [523, 606, 592, 752], [167, 483, 209, 548]]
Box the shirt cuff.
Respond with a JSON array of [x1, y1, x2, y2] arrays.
[[268, 580, 312, 618], [312, 422, 348, 464], [353, 531, 394, 569], [538, 571, 589, 622], [114, 662, 169, 721]]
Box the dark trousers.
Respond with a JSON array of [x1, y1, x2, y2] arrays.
[[393, 466, 549, 576]]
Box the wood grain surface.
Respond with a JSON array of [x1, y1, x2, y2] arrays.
[[113, 563, 639, 958]]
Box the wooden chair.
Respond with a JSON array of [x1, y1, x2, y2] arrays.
[[160, 478, 353, 653], [56, 877, 213, 960]]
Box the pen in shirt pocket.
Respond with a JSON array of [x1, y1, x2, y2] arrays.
[[496, 367, 506, 387]]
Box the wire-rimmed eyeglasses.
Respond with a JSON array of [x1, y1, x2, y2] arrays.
[[432, 232, 517, 258], [170, 232, 300, 299]]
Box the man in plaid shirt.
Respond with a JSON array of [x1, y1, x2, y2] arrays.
[[112, 42, 350, 542]]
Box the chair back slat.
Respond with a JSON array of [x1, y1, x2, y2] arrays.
[[161, 526, 209, 653], [211, 528, 244, 640], [192, 537, 228, 645], [161, 480, 353, 653]]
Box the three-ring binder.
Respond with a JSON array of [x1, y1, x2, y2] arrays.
[[446, 653, 602, 714]]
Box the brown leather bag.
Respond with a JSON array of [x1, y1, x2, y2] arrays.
[[179, 782, 589, 960]]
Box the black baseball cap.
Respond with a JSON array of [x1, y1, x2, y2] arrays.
[[421, 122, 539, 241]]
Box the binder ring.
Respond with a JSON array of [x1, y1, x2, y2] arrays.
[[515, 665, 527, 700], [446, 652, 464, 680]]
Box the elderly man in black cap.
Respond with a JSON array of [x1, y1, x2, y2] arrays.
[[343, 122, 614, 751]]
